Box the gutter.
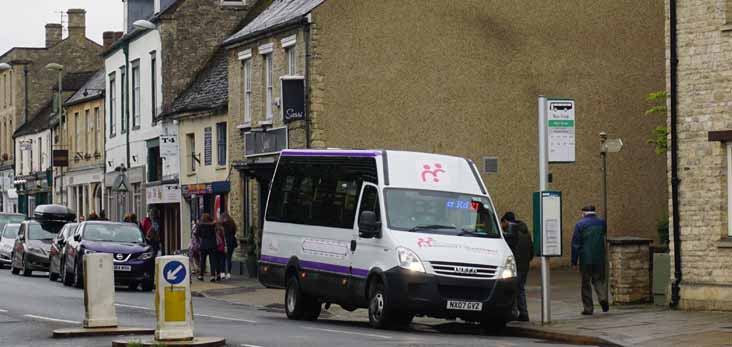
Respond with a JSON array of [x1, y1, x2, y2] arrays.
[[669, 0, 682, 308]]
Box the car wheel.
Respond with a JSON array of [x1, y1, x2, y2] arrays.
[[73, 260, 84, 289], [141, 280, 154, 292], [284, 274, 320, 321], [61, 259, 72, 286], [368, 279, 406, 329], [21, 256, 31, 277]]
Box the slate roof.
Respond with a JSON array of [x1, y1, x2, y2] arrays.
[[14, 101, 54, 137], [65, 69, 106, 106], [223, 0, 324, 46], [60, 71, 98, 92], [162, 49, 228, 118]]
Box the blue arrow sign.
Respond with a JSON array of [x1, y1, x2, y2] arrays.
[[163, 260, 187, 285]]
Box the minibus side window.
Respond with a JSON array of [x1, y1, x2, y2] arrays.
[[358, 186, 381, 222]]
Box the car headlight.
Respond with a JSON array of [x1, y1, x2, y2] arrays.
[[138, 251, 154, 260], [499, 255, 516, 279], [84, 249, 97, 255], [396, 247, 425, 272]]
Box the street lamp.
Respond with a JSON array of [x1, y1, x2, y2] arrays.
[[0, 63, 10, 71], [46, 63, 64, 205], [133, 20, 155, 30]]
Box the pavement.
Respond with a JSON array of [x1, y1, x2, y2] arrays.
[[191, 267, 732, 347]]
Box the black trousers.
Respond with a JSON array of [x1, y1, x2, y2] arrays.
[[581, 263, 608, 312], [199, 249, 220, 277]]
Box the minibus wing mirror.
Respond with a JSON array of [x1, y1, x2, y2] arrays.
[[358, 211, 381, 238]]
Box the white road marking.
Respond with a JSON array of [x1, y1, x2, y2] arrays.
[[0, 309, 8, 313], [24, 314, 80, 324], [195, 314, 256, 323], [115, 303, 153, 311], [241, 344, 264, 347], [301, 326, 392, 339]]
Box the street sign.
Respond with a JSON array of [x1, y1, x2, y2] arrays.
[[602, 138, 623, 153], [533, 190, 563, 257], [163, 260, 186, 285], [547, 99, 576, 163]]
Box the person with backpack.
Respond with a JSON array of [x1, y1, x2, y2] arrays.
[[218, 211, 238, 279]]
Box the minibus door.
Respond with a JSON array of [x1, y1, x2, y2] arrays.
[[351, 182, 385, 304]]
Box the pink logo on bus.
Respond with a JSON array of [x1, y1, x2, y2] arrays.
[[417, 237, 434, 248], [421, 163, 445, 183]]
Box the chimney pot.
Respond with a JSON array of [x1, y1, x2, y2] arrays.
[[45, 23, 62, 48], [67, 8, 86, 38]]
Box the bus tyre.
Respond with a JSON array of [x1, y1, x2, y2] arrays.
[[285, 275, 319, 320]]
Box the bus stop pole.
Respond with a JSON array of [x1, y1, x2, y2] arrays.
[[538, 96, 551, 324]]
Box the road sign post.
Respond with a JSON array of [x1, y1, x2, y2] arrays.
[[155, 256, 194, 341]]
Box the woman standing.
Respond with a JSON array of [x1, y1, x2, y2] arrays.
[[218, 211, 238, 279], [197, 214, 218, 282]]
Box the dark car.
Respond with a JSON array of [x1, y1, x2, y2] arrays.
[[64, 221, 155, 290], [10, 221, 55, 276], [0, 223, 20, 268], [48, 223, 77, 281]]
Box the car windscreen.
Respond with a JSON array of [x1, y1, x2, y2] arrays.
[[28, 223, 56, 240], [2, 225, 19, 239], [384, 188, 501, 238], [82, 224, 144, 243]]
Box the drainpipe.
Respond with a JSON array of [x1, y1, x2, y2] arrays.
[[669, 0, 682, 308], [304, 14, 312, 149], [124, 44, 131, 169], [23, 64, 28, 125]]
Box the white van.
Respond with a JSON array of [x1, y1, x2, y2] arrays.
[[259, 149, 517, 330]]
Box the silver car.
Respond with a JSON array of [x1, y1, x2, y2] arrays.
[[0, 223, 20, 269]]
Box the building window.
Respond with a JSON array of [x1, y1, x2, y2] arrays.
[[109, 72, 116, 137], [132, 183, 142, 220], [37, 137, 42, 170], [204, 127, 212, 166], [93, 107, 100, 153], [264, 53, 273, 120], [216, 122, 227, 166], [74, 112, 80, 155], [150, 51, 157, 120], [242, 59, 252, 124], [131, 60, 140, 129], [8, 70, 11, 106], [120, 67, 126, 133], [85, 109, 90, 154], [286, 46, 296, 75], [187, 133, 196, 173]]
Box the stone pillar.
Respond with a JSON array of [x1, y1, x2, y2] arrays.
[[608, 237, 652, 304]]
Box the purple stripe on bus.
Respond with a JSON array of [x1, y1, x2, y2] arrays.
[[280, 150, 381, 158], [260, 254, 368, 277]]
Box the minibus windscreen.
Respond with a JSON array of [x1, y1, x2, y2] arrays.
[[384, 188, 501, 238]]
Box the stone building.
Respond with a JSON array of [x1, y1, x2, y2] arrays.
[[667, 0, 732, 311], [223, 0, 667, 262], [105, 0, 248, 253], [62, 70, 106, 219], [0, 8, 104, 213]]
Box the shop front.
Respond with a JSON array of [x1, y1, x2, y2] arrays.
[[66, 167, 104, 220], [15, 171, 51, 217], [104, 166, 145, 222], [146, 183, 181, 255]]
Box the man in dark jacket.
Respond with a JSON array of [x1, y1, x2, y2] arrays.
[[571, 205, 609, 315], [197, 213, 218, 282], [501, 212, 534, 321]]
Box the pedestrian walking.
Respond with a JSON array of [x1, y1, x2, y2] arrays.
[[197, 213, 218, 282], [218, 211, 238, 279], [214, 222, 227, 281], [501, 212, 534, 321], [189, 220, 200, 275], [571, 205, 609, 315]]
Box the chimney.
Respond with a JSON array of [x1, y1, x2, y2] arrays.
[[67, 8, 86, 38], [103, 31, 115, 49], [114, 31, 124, 42], [45, 23, 62, 48]]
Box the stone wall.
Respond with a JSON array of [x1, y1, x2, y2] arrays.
[[608, 237, 652, 304], [667, 0, 732, 311]]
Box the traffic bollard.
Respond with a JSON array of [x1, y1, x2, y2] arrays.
[[83, 253, 118, 328], [155, 255, 194, 341]]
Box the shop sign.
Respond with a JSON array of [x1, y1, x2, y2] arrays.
[[147, 184, 181, 204], [53, 150, 69, 167], [281, 77, 305, 123], [181, 181, 230, 198], [160, 135, 179, 179]]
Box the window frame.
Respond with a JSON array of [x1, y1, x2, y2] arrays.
[[131, 60, 141, 129], [187, 133, 196, 173], [120, 66, 127, 134], [93, 107, 100, 153], [109, 72, 116, 137], [264, 53, 273, 120], [150, 51, 157, 121], [242, 58, 252, 124], [74, 112, 80, 156], [727, 143, 732, 237], [216, 122, 227, 166]]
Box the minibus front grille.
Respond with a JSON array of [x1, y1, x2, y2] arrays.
[[429, 261, 497, 279]]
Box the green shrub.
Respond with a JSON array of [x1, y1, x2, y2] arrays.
[[657, 215, 669, 247]]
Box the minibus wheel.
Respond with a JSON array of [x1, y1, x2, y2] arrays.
[[368, 280, 411, 329], [285, 275, 320, 321]]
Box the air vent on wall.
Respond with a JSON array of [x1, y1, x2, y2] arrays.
[[483, 156, 498, 174]]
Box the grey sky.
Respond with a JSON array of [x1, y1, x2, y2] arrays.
[[0, 1, 123, 55]]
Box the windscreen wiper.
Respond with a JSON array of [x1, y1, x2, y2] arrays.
[[408, 225, 456, 232]]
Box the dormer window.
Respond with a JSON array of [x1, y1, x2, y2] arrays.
[[220, 0, 248, 8]]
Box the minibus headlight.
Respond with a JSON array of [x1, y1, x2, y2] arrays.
[[396, 247, 425, 273], [499, 255, 516, 279]]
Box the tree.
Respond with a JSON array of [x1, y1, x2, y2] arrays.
[[645, 91, 668, 155]]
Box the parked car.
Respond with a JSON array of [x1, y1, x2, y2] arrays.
[[64, 221, 155, 290], [0, 213, 25, 232], [10, 221, 55, 276], [48, 223, 77, 281], [0, 223, 20, 269]]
